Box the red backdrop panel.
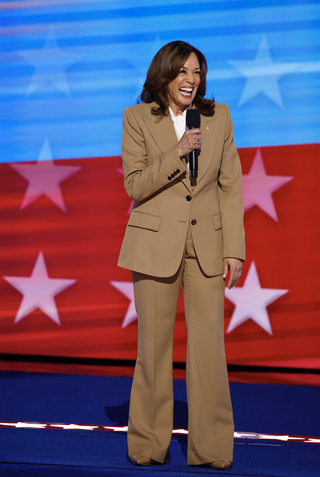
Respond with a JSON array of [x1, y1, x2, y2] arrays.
[[0, 144, 319, 368]]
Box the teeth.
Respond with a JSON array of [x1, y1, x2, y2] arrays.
[[179, 87, 193, 97]]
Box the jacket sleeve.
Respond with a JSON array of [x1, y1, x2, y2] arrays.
[[121, 106, 186, 202], [218, 104, 245, 261]]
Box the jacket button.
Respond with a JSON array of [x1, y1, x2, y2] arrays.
[[186, 195, 192, 201], [176, 169, 180, 174], [191, 219, 197, 225], [168, 176, 172, 180]]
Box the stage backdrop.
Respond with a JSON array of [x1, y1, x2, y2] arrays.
[[0, 0, 319, 368]]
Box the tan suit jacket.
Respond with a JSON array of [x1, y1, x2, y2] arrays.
[[118, 101, 245, 277]]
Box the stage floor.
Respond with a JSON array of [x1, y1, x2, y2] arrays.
[[0, 364, 319, 476]]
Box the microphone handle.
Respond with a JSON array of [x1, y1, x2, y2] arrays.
[[189, 128, 198, 179]]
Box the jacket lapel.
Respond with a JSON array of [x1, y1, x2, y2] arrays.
[[144, 113, 177, 154], [144, 112, 191, 190]]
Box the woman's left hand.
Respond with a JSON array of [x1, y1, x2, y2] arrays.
[[223, 258, 243, 289]]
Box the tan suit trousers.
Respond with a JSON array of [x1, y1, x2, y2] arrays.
[[128, 228, 234, 466]]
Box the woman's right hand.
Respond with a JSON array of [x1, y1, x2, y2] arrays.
[[177, 128, 202, 157]]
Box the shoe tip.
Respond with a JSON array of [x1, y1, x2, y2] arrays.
[[210, 459, 232, 470], [129, 455, 151, 466]]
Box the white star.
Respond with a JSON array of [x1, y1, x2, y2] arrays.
[[103, 426, 129, 432], [229, 35, 298, 108], [242, 149, 293, 221], [234, 431, 305, 442], [258, 434, 302, 442], [50, 424, 99, 431], [234, 432, 258, 439], [17, 27, 83, 96], [3, 251, 76, 325], [225, 262, 288, 335], [4, 422, 47, 429], [110, 281, 137, 328], [10, 138, 81, 212], [0, 422, 21, 428], [16, 422, 47, 429]]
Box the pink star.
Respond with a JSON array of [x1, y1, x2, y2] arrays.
[[10, 138, 81, 212], [242, 149, 293, 221], [3, 251, 76, 325], [110, 281, 137, 328], [225, 262, 288, 335]]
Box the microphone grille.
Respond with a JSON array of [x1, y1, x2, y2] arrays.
[[186, 109, 200, 128]]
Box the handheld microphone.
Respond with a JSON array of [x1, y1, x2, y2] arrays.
[[186, 109, 201, 179]]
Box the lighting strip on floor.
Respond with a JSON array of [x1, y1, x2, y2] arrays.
[[0, 421, 319, 444]]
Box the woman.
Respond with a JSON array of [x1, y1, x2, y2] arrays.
[[118, 40, 245, 469]]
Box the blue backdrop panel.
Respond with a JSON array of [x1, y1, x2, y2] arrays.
[[0, 0, 319, 163]]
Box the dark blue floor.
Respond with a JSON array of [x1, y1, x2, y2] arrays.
[[0, 440, 319, 477], [0, 372, 319, 476]]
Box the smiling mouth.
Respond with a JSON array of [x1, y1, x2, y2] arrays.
[[179, 87, 193, 97]]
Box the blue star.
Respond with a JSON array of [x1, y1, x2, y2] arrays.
[[17, 27, 83, 96], [229, 35, 298, 108]]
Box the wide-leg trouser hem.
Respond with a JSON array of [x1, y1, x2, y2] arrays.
[[127, 266, 183, 463], [183, 234, 234, 465]]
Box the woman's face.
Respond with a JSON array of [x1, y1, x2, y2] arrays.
[[167, 52, 201, 115]]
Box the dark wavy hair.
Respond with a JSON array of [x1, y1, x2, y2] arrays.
[[140, 40, 215, 117]]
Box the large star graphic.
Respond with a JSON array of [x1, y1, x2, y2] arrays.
[[17, 27, 83, 96], [10, 138, 81, 212], [242, 149, 293, 221], [225, 262, 288, 335], [3, 251, 76, 325], [229, 35, 298, 108], [110, 281, 137, 328]]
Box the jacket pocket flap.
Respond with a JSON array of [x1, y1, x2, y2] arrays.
[[212, 213, 222, 230], [128, 211, 161, 231]]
